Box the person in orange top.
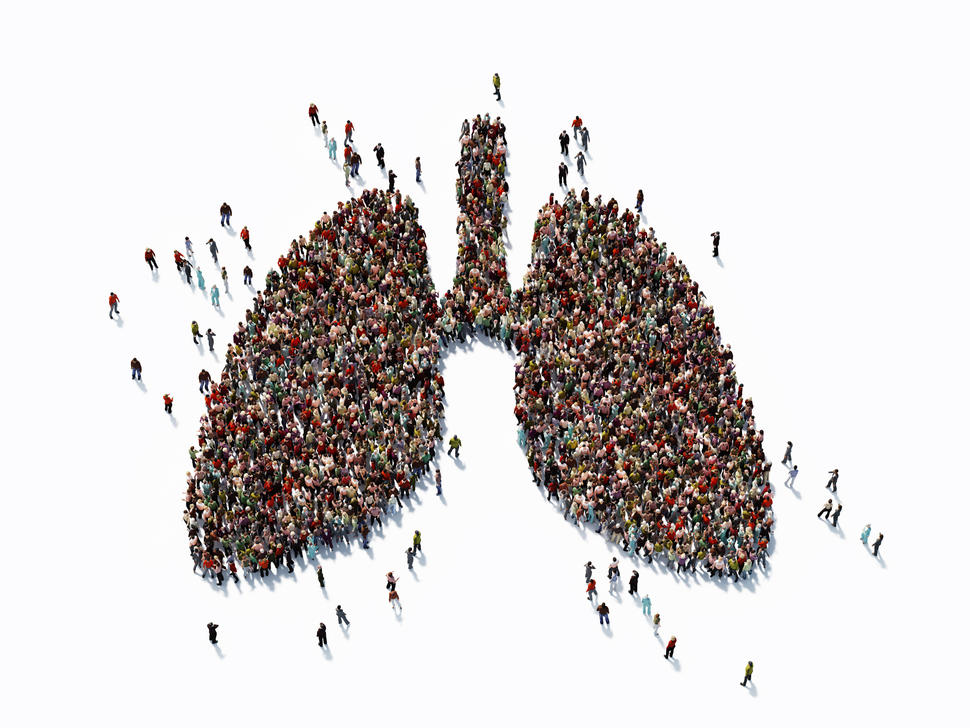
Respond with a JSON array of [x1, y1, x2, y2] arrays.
[[163, 393, 173, 414], [571, 115, 583, 139], [344, 119, 354, 144], [240, 225, 251, 252], [586, 578, 598, 603], [108, 292, 120, 319]]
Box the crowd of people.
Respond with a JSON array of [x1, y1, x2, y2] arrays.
[[183, 186, 447, 580]]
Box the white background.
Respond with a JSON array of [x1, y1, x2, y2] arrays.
[[2, 1, 968, 724]]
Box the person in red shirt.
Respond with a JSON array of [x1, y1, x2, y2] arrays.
[[571, 115, 583, 139], [665, 636, 677, 659], [308, 103, 319, 127], [240, 226, 251, 252], [108, 292, 120, 319], [144, 248, 158, 271], [163, 393, 174, 414], [586, 578, 598, 603], [344, 119, 354, 145]]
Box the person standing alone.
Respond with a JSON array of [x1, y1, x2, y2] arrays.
[[740, 661, 754, 686], [220, 202, 232, 227], [309, 103, 320, 127], [493, 73, 501, 100], [711, 230, 720, 257]]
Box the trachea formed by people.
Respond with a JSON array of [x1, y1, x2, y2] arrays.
[[183, 113, 772, 584]]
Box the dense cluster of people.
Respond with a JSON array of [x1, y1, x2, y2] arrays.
[[183, 187, 447, 579], [507, 188, 774, 578]]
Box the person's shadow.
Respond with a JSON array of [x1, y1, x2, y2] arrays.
[[417, 180, 426, 193], [168, 414, 179, 427], [135, 379, 147, 394], [600, 621, 613, 638], [666, 656, 681, 671], [212, 644, 224, 659], [744, 682, 758, 697], [715, 256, 724, 268], [320, 645, 333, 660], [113, 315, 124, 328]]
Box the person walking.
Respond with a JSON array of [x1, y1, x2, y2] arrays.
[[130, 357, 142, 381], [415, 157, 422, 183], [826, 469, 840, 492], [784, 465, 799, 488], [665, 636, 677, 659], [388, 169, 397, 192], [406, 547, 415, 569], [184, 236, 194, 258], [309, 103, 320, 127], [206, 329, 216, 352], [579, 126, 590, 150], [641, 594, 652, 617], [817, 498, 833, 520], [574, 151, 587, 176], [831, 504, 843, 527], [741, 661, 754, 686], [492, 73, 501, 100], [191, 320, 201, 344], [196, 266, 205, 290], [320, 119, 328, 140], [635, 190, 644, 214], [220, 202, 232, 227], [108, 292, 120, 319], [208, 238, 219, 263], [350, 151, 361, 177], [559, 130, 569, 155], [145, 248, 158, 271], [243, 265, 253, 286], [199, 369, 211, 393], [389, 588, 402, 612], [628, 570, 639, 595], [221, 266, 229, 292], [240, 225, 251, 251], [860, 523, 871, 545], [328, 137, 337, 161], [210, 285, 220, 308], [782, 441, 793, 466], [872, 533, 884, 557], [586, 578, 598, 603], [447, 435, 462, 457], [317, 566, 325, 588], [412, 530, 422, 554], [653, 613, 661, 635], [584, 561, 595, 583], [207, 622, 219, 644], [335, 605, 350, 627], [711, 230, 720, 257], [373, 143, 385, 170], [435, 468, 442, 495], [317, 622, 327, 647], [163, 393, 174, 414], [596, 602, 610, 626], [558, 162, 568, 187], [344, 120, 355, 145], [571, 115, 583, 140]]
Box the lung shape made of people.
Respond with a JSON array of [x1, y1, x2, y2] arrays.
[[185, 114, 772, 581], [185, 192, 445, 574]]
